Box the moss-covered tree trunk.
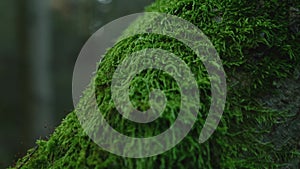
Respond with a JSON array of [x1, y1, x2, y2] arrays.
[[12, 0, 299, 168]]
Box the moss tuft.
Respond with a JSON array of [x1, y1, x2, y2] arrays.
[[11, 0, 300, 168]]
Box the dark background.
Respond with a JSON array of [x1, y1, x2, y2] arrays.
[[0, 0, 153, 167]]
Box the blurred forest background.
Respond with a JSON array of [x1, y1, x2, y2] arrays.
[[0, 0, 153, 167]]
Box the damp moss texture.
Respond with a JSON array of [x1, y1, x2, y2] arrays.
[[12, 0, 300, 169]]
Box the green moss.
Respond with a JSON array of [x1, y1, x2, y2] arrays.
[[12, 0, 299, 168]]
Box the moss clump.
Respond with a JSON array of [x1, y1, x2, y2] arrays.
[[12, 0, 299, 168]]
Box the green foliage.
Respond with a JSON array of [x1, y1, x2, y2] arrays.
[[12, 0, 299, 168]]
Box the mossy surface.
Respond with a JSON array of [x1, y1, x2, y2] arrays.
[[12, 0, 300, 168]]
